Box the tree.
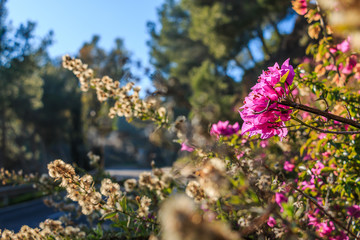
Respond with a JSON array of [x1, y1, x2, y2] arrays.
[[0, 0, 52, 169], [148, 0, 309, 136], [148, 0, 241, 138]]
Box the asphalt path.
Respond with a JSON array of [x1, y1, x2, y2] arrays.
[[0, 168, 162, 232], [0, 197, 58, 231]]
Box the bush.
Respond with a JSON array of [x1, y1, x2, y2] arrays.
[[1, 1, 360, 239]]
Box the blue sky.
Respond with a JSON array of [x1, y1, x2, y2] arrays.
[[7, 0, 163, 90]]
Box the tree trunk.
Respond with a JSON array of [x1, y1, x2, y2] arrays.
[[246, 45, 256, 64], [256, 27, 270, 58], [0, 105, 6, 169], [269, 17, 283, 40]]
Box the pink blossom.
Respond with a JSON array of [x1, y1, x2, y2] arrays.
[[275, 193, 288, 212], [300, 177, 316, 190], [300, 175, 323, 191], [292, 0, 308, 15], [311, 162, 324, 175], [260, 140, 268, 148], [239, 59, 295, 140], [322, 151, 331, 158], [342, 55, 357, 75], [347, 205, 360, 218], [267, 216, 276, 227], [180, 142, 194, 152], [302, 57, 312, 64], [283, 161, 295, 172], [318, 133, 327, 139], [317, 221, 335, 238], [329, 231, 349, 240], [307, 213, 318, 226], [236, 151, 245, 159], [210, 121, 239, 137], [337, 37, 351, 53], [354, 63, 360, 79]]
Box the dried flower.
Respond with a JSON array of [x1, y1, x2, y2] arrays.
[[185, 180, 205, 202], [159, 195, 239, 240], [124, 178, 137, 192], [62, 55, 167, 124]]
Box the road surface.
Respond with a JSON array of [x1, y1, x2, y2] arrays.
[[0, 168, 165, 231]]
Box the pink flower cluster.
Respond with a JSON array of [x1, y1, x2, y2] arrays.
[[283, 161, 295, 172], [328, 38, 360, 79], [347, 205, 360, 218], [180, 142, 194, 152], [275, 192, 288, 212], [210, 120, 239, 137], [239, 59, 295, 140], [308, 213, 348, 240], [292, 0, 308, 15], [330, 37, 351, 54]]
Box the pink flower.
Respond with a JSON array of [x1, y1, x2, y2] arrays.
[[260, 140, 268, 148], [311, 162, 324, 175], [267, 216, 276, 227], [322, 151, 331, 158], [347, 205, 360, 218], [317, 221, 335, 237], [337, 37, 351, 53], [329, 231, 349, 240], [354, 63, 360, 79], [275, 193, 288, 212], [236, 151, 245, 159], [292, 0, 307, 15], [210, 121, 239, 137], [318, 133, 327, 139], [283, 161, 295, 172], [307, 213, 318, 226], [180, 142, 194, 152], [239, 59, 295, 140], [330, 234, 349, 240], [342, 55, 357, 75]]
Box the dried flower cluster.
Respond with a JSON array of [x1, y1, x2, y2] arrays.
[[185, 180, 205, 202], [159, 195, 240, 240], [87, 151, 100, 166], [47, 159, 102, 215], [99, 178, 124, 216], [0, 168, 37, 185], [62, 55, 167, 124], [137, 195, 152, 217], [124, 178, 137, 192], [138, 169, 173, 200], [185, 158, 229, 202], [0, 219, 85, 240]]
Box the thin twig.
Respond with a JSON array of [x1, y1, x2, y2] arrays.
[[344, 105, 352, 120], [279, 99, 360, 129], [291, 116, 360, 135]]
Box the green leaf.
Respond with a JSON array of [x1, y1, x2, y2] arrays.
[[280, 70, 290, 84], [320, 167, 334, 173], [103, 212, 117, 220]]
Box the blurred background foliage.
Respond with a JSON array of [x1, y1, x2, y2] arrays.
[[0, 0, 310, 172]]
